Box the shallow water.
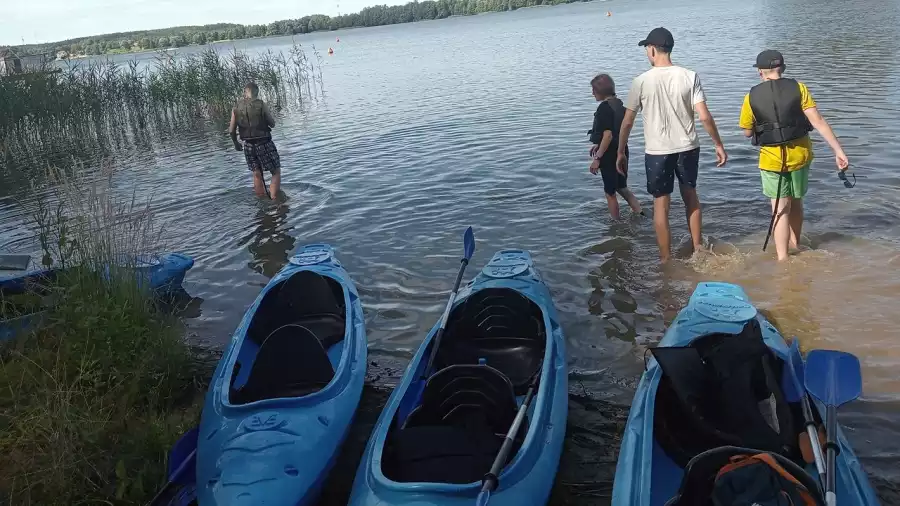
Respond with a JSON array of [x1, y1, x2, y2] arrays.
[[2, 0, 900, 501]]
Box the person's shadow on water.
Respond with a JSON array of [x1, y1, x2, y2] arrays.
[[239, 194, 297, 279]]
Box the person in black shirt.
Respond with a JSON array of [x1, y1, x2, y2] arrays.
[[588, 74, 643, 219]]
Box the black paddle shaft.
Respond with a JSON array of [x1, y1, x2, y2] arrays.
[[422, 258, 470, 379], [825, 405, 840, 501], [763, 145, 788, 252], [481, 373, 540, 494]]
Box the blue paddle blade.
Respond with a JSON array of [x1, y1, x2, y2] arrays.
[[804, 350, 863, 407], [463, 226, 475, 261], [167, 427, 199, 484], [475, 489, 491, 506]]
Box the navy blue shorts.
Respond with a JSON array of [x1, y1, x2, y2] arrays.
[[644, 147, 700, 198]]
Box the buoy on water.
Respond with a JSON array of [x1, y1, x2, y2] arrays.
[[606, 11, 612, 16]]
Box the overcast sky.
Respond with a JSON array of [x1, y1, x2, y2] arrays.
[[0, 0, 403, 45]]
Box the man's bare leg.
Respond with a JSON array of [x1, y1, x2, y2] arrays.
[[771, 197, 793, 261], [269, 169, 281, 199], [788, 198, 803, 250], [605, 194, 621, 220], [680, 184, 703, 252], [654, 195, 672, 262], [618, 188, 643, 215], [252, 170, 267, 197]]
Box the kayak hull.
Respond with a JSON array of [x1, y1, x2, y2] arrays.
[[612, 281, 879, 506], [196, 244, 366, 506], [0, 252, 194, 341], [349, 250, 567, 506]]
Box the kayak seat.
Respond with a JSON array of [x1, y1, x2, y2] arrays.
[[385, 364, 524, 484], [436, 288, 546, 395], [230, 324, 335, 404], [383, 424, 503, 484], [650, 318, 802, 468], [403, 364, 518, 433], [243, 270, 346, 350], [665, 445, 824, 506]]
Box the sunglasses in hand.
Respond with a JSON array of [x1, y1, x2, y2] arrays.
[[838, 170, 856, 188]]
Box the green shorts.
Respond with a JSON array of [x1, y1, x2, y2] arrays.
[[760, 163, 810, 199]]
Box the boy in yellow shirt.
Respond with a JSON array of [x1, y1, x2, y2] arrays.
[[739, 50, 849, 261]]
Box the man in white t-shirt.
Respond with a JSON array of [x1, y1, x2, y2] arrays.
[[616, 27, 728, 262]]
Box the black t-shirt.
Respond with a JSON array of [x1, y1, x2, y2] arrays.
[[589, 97, 628, 167]]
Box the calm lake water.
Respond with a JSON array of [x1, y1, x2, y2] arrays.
[[2, 0, 900, 502]]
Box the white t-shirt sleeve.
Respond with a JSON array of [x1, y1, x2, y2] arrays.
[[626, 76, 643, 112], [691, 72, 707, 105]]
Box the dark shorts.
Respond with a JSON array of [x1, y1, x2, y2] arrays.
[[243, 139, 281, 174], [644, 147, 700, 198], [600, 159, 627, 196]]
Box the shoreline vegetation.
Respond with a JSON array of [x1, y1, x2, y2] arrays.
[[0, 44, 324, 163], [12, 0, 592, 59], [0, 166, 216, 504]]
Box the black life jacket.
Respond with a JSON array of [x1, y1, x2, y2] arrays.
[[748, 78, 812, 146], [235, 98, 271, 141]]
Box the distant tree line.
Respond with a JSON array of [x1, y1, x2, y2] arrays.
[[17, 0, 587, 57]]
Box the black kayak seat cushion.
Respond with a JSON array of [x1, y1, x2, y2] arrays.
[[434, 289, 546, 395], [232, 323, 335, 404], [651, 318, 800, 468], [665, 445, 825, 506], [404, 364, 518, 434], [384, 424, 503, 484]]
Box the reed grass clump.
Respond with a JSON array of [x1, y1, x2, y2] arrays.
[[0, 164, 212, 504], [0, 43, 324, 162]]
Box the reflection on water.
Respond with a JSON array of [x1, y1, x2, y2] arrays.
[[238, 195, 296, 279]]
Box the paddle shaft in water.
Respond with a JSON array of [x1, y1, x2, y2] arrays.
[[422, 257, 470, 379], [477, 373, 540, 505], [146, 448, 196, 506], [825, 404, 838, 506]]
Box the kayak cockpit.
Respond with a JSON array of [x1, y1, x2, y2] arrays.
[[648, 318, 808, 503], [228, 270, 347, 405], [382, 287, 546, 485]]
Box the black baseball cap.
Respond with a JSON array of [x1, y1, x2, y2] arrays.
[[754, 50, 785, 69], [638, 27, 674, 50]]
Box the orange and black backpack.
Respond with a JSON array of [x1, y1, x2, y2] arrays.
[[666, 446, 825, 506]]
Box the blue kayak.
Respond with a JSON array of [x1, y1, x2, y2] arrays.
[[612, 281, 879, 506], [193, 244, 367, 505], [349, 250, 567, 506], [1, 252, 194, 341]]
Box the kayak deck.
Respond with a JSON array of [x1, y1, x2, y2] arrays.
[[613, 282, 879, 506], [195, 245, 366, 506]]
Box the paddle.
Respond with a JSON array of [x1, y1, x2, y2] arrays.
[[475, 371, 540, 506], [804, 350, 863, 506], [787, 339, 826, 486], [420, 226, 476, 380], [146, 427, 199, 506]]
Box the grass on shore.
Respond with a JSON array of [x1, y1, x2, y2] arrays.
[[0, 165, 212, 504]]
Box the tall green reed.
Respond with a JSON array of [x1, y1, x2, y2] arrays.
[[0, 43, 324, 162]]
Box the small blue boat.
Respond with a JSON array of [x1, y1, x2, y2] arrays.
[[612, 281, 879, 505], [348, 250, 567, 506], [193, 244, 367, 505], [1, 252, 194, 341]]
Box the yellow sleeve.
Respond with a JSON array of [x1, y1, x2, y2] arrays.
[[799, 82, 817, 110], [738, 94, 755, 130]]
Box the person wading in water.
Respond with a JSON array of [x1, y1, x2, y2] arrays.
[[229, 82, 281, 199], [739, 50, 849, 261], [616, 27, 728, 263]]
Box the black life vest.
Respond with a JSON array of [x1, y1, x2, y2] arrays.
[[748, 78, 812, 146], [235, 98, 271, 141]]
